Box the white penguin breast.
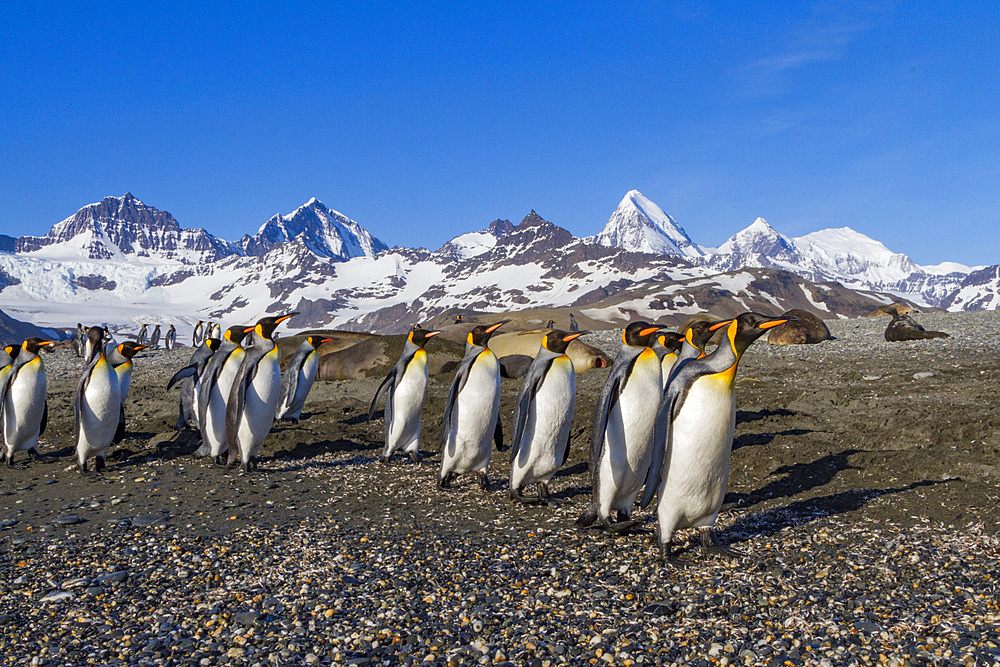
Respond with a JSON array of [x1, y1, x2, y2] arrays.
[[238, 351, 282, 446], [80, 361, 121, 449], [512, 358, 575, 482], [3, 361, 47, 447], [390, 353, 429, 435], [445, 352, 500, 472], [292, 352, 319, 405]]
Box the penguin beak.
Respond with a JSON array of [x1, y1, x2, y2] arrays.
[[709, 319, 734, 331], [275, 312, 299, 324], [424, 331, 442, 338], [243, 326, 254, 333], [562, 332, 586, 343], [38, 341, 55, 347], [639, 326, 661, 337], [485, 321, 509, 334], [758, 319, 788, 330], [134, 345, 149, 351], [320, 338, 334, 343]]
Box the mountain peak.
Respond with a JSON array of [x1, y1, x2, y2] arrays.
[[240, 198, 388, 260], [592, 189, 703, 258]]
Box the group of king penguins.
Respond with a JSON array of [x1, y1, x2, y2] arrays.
[[71, 322, 177, 358], [368, 311, 789, 562], [190, 320, 223, 348]]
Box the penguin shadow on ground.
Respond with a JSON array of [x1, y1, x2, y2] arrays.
[[725, 448, 861, 510], [732, 428, 814, 452], [268, 439, 379, 472], [736, 408, 795, 425], [723, 478, 953, 546], [549, 463, 591, 501]]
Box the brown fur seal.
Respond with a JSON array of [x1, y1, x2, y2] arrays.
[[767, 309, 831, 345], [278, 331, 374, 362], [317, 334, 465, 380], [869, 303, 918, 317], [884, 312, 949, 342], [487, 330, 610, 372]]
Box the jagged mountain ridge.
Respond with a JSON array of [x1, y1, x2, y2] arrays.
[[590, 190, 703, 258]]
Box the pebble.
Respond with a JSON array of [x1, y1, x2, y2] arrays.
[[913, 371, 936, 379]]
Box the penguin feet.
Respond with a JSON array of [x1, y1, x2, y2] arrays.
[[95, 456, 106, 473], [28, 449, 54, 464], [5, 456, 27, 470], [699, 527, 745, 559], [438, 472, 458, 490], [509, 486, 544, 505], [476, 471, 493, 492], [380, 454, 391, 466], [607, 519, 643, 534], [213, 454, 227, 467], [409, 451, 420, 465], [77, 460, 94, 476]]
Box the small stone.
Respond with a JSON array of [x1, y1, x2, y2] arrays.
[[93, 571, 129, 586], [52, 516, 87, 526], [62, 577, 91, 589], [40, 591, 74, 602], [233, 611, 263, 627], [227, 647, 245, 659], [131, 514, 169, 527], [912, 371, 935, 379], [304, 654, 318, 664]]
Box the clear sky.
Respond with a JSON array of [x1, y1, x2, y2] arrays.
[[1, 2, 998, 266]]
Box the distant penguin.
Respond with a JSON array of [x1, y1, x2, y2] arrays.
[[642, 312, 788, 562], [109, 341, 148, 438], [150, 324, 161, 348], [652, 331, 684, 390], [368, 328, 441, 464], [438, 321, 508, 490], [167, 337, 222, 430], [277, 335, 333, 424], [509, 330, 585, 504], [195, 325, 250, 463], [73, 323, 86, 358], [576, 321, 664, 531], [225, 313, 297, 473], [74, 326, 123, 474], [164, 324, 176, 350], [884, 310, 949, 342], [211, 322, 222, 340], [136, 324, 148, 345], [1, 338, 55, 467], [569, 313, 580, 333], [192, 321, 204, 347], [546, 319, 556, 329]]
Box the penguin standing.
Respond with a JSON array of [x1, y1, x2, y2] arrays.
[[150, 325, 161, 349], [1, 338, 55, 467], [576, 321, 664, 531], [508, 330, 585, 504], [167, 337, 222, 430], [652, 331, 684, 390], [192, 321, 204, 347], [225, 313, 297, 473], [368, 328, 441, 464], [136, 324, 148, 345], [438, 321, 508, 490], [210, 322, 222, 340], [0, 345, 18, 387], [277, 335, 334, 424], [569, 313, 580, 333], [642, 312, 789, 562], [72, 323, 86, 358], [195, 325, 249, 463], [164, 324, 176, 350], [74, 326, 123, 474], [661, 320, 718, 389], [109, 341, 149, 438]]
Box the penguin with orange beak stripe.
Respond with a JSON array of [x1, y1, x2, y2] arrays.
[[576, 321, 665, 530], [277, 334, 335, 424], [438, 320, 509, 490], [369, 328, 441, 464], [1, 338, 55, 467], [642, 312, 790, 563], [224, 312, 297, 473], [509, 329, 587, 504]]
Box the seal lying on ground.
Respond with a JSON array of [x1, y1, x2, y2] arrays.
[[884, 310, 949, 342], [767, 309, 831, 345]]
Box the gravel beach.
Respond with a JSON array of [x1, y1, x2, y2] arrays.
[[1, 310, 998, 666]]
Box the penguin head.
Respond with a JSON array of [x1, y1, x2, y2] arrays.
[[21, 338, 55, 355], [205, 337, 222, 351], [711, 312, 790, 356], [245, 313, 298, 341], [306, 335, 334, 349], [116, 342, 148, 360], [542, 330, 586, 355], [4, 344, 18, 360], [224, 326, 250, 345], [656, 331, 684, 354], [685, 320, 719, 351], [408, 329, 441, 348], [467, 320, 509, 348], [86, 326, 105, 360], [622, 321, 662, 348]]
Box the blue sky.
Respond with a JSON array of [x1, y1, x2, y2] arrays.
[[1, 2, 998, 265]]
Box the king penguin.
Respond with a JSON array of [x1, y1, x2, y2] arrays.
[[652, 331, 684, 390], [662, 320, 719, 389], [0, 345, 18, 386], [277, 335, 334, 424], [368, 328, 441, 464], [195, 325, 250, 463], [508, 329, 586, 504], [210, 322, 222, 340], [192, 321, 204, 347], [576, 321, 664, 531], [164, 324, 176, 350], [167, 336, 222, 430], [109, 341, 149, 438], [74, 326, 123, 474], [642, 312, 789, 562], [438, 321, 508, 490], [136, 324, 148, 345], [225, 313, 297, 473], [150, 324, 161, 349], [73, 323, 86, 358], [1, 338, 55, 467]]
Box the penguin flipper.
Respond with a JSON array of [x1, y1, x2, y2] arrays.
[[39, 400, 48, 438], [641, 362, 703, 509], [509, 357, 554, 461], [367, 367, 397, 422], [437, 351, 478, 451], [226, 349, 263, 449], [494, 419, 505, 452], [114, 404, 126, 445], [167, 365, 197, 390]]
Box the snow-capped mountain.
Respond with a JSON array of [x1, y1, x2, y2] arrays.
[[239, 198, 388, 260], [591, 190, 704, 259], [16, 193, 239, 264], [941, 265, 1000, 310]]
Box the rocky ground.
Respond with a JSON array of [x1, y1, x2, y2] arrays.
[[1, 310, 998, 666]]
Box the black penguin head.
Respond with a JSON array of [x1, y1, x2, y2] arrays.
[[408, 329, 441, 348], [467, 320, 508, 347], [205, 337, 222, 351], [685, 320, 719, 351], [4, 344, 18, 360], [622, 321, 662, 348], [306, 335, 334, 349], [21, 338, 54, 355], [712, 312, 790, 356], [543, 330, 586, 355], [246, 313, 298, 341], [116, 341, 148, 360], [546, 320, 556, 328], [86, 326, 105, 360], [224, 326, 250, 345], [656, 331, 684, 354]]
